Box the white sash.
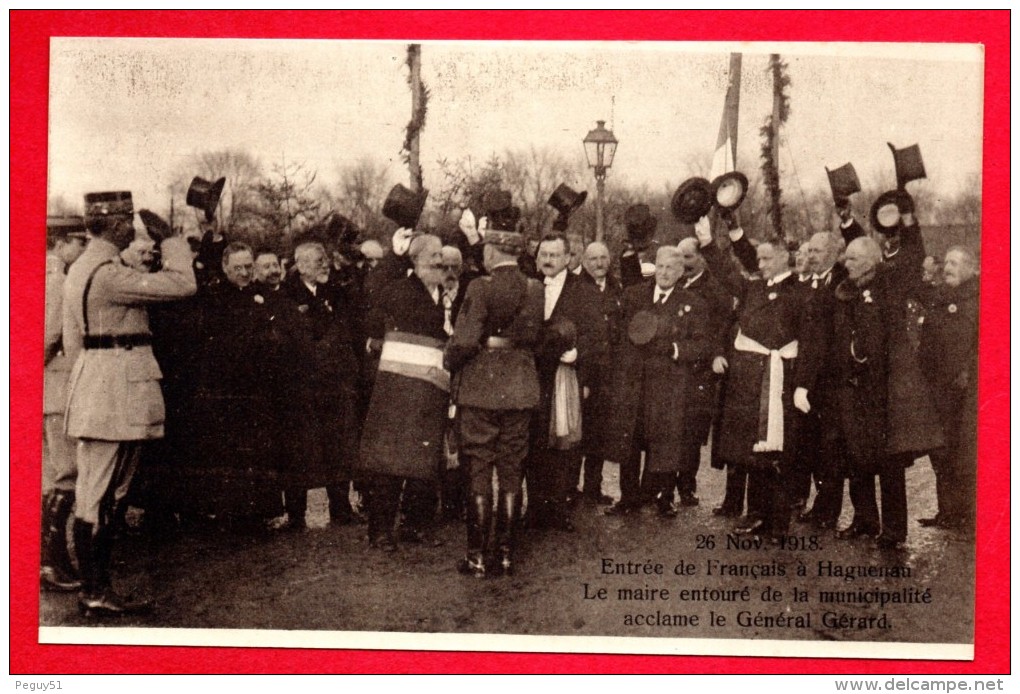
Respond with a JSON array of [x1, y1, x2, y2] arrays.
[[733, 329, 798, 452]]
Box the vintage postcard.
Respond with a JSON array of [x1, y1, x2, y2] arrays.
[[12, 11, 1008, 674]]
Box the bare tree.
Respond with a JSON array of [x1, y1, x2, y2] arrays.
[[170, 147, 263, 235], [324, 156, 393, 243]]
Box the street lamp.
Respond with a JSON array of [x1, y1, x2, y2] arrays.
[[583, 120, 618, 242]]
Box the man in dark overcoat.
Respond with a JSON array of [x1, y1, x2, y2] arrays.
[[575, 241, 624, 504], [604, 246, 715, 517], [704, 224, 824, 541], [526, 233, 607, 531], [918, 246, 978, 531], [359, 234, 449, 550], [277, 241, 360, 530], [446, 220, 544, 578]]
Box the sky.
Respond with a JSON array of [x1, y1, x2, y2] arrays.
[[47, 39, 984, 215]]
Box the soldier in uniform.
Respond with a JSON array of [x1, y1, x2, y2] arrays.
[[63, 191, 196, 616], [41, 215, 87, 591], [446, 198, 544, 578]]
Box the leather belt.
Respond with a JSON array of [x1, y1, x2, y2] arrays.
[[485, 336, 513, 349], [83, 333, 152, 350]]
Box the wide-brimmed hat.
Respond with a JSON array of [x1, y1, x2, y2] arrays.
[[382, 184, 429, 230], [186, 177, 226, 222], [869, 189, 915, 235], [710, 171, 749, 211], [670, 177, 713, 224], [84, 191, 133, 223], [138, 209, 173, 242], [888, 143, 926, 190], [46, 215, 88, 240], [624, 203, 658, 242]]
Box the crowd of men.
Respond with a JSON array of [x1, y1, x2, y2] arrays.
[[41, 180, 978, 615]]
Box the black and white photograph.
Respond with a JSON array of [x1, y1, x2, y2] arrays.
[[36, 35, 984, 660]]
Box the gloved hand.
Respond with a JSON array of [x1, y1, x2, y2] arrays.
[[793, 387, 811, 414], [477, 216, 489, 239], [392, 227, 414, 256], [694, 215, 713, 247], [712, 356, 729, 374], [559, 347, 578, 364]]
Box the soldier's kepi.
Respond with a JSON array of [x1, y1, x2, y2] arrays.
[[62, 191, 197, 617]]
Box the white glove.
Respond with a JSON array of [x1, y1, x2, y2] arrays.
[[712, 356, 728, 374], [477, 216, 489, 239], [794, 387, 811, 414], [727, 227, 744, 243], [392, 227, 414, 256], [458, 209, 479, 245], [560, 347, 578, 364], [694, 215, 713, 247]]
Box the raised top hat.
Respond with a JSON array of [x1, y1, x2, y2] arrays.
[[138, 209, 173, 242], [382, 183, 429, 230], [84, 191, 133, 221], [869, 189, 915, 235], [888, 143, 926, 190], [484, 189, 521, 232], [547, 183, 588, 216], [624, 203, 658, 241], [323, 212, 361, 246], [711, 171, 749, 212], [46, 215, 87, 239], [186, 177, 226, 222], [671, 177, 713, 225], [826, 162, 861, 201]]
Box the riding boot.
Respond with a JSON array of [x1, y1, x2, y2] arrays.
[[459, 494, 489, 578], [41, 491, 81, 591], [78, 520, 150, 617], [496, 491, 519, 576]]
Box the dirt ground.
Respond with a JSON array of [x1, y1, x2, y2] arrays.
[[40, 453, 974, 646]]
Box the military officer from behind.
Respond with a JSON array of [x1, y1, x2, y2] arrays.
[[41, 215, 87, 592], [63, 191, 196, 616]]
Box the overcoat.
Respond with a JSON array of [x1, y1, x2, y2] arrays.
[[62, 237, 197, 441], [578, 270, 624, 459], [605, 281, 714, 473], [358, 274, 449, 482], [276, 274, 360, 489], [44, 254, 72, 415]]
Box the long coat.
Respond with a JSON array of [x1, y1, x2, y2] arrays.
[[530, 271, 608, 451], [446, 264, 544, 410], [358, 274, 449, 482], [276, 274, 360, 489], [44, 254, 71, 415], [605, 281, 714, 473], [578, 270, 624, 459], [62, 237, 197, 441]]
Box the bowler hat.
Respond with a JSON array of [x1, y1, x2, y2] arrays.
[[711, 171, 749, 211], [382, 184, 429, 230], [624, 204, 658, 242], [84, 191, 133, 222], [323, 212, 361, 246], [138, 209, 173, 242], [547, 183, 588, 216], [484, 189, 521, 232], [870, 190, 915, 235], [670, 178, 713, 224], [826, 162, 861, 201], [186, 177, 226, 222], [888, 143, 926, 190]]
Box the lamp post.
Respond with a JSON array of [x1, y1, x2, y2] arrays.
[[583, 120, 618, 243]]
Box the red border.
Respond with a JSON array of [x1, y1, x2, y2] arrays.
[[11, 10, 1009, 674]]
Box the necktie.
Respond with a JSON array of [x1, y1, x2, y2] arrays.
[[442, 291, 454, 336], [656, 292, 667, 306]]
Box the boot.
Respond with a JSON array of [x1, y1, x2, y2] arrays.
[[365, 481, 395, 551], [458, 494, 489, 578], [41, 491, 81, 592], [77, 521, 151, 617], [495, 490, 519, 576]]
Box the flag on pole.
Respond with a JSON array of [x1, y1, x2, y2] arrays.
[[710, 53, 742, 179]]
